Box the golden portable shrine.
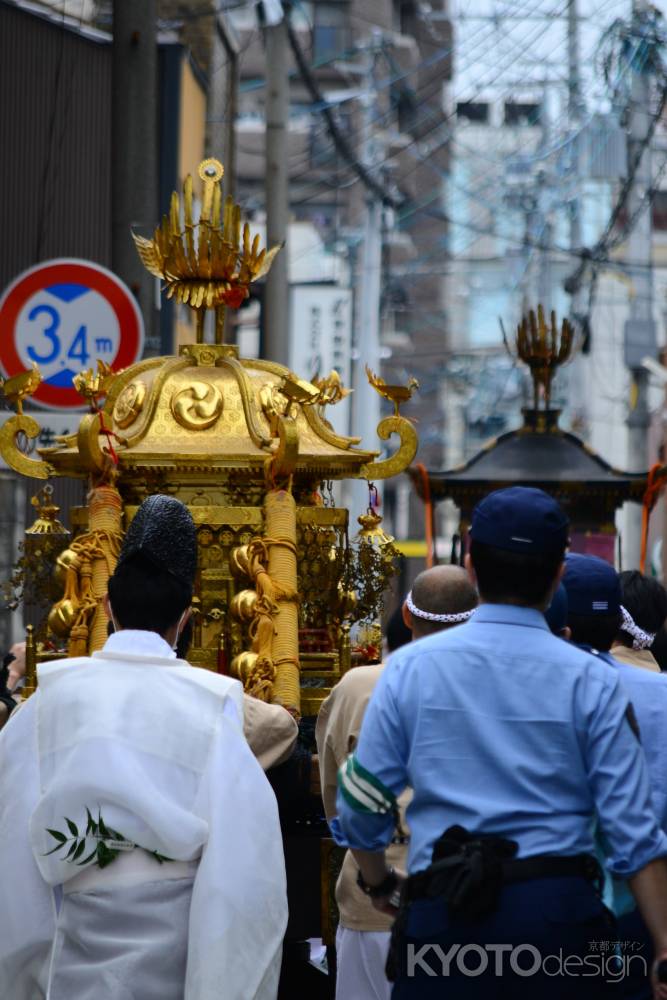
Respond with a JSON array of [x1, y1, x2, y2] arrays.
[[0, 158, 418, 717]]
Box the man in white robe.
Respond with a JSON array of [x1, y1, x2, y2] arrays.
[[0, 495, 288, 1000]]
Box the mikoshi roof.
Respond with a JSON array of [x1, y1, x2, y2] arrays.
[[408, 409, 649, 529]]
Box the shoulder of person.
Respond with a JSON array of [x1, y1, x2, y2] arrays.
[[173, 663, 242, 701], [37, 656, 95, 686], [242, 695, 298, 769], [332, 663, 385, 696], [614, 656, 667, 689], [572, 647, 633, 708], [319, 664, 384, 713], [390, 625, 473, 663], [242, 694, 298, 732], [317, 665, 385, 749], [0, 686, 38, 733]]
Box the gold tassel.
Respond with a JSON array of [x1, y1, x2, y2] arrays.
[[51, 486, 123, 654], [240, 490, 300, 713]]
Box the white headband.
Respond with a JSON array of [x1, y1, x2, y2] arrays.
[[405, 591, 475, 624], [620, 605, 656, 651]]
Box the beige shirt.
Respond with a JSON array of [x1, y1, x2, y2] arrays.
[[610, 644, 661, 673], [316, 664, 410, 932], [243, 695, 298, 770]]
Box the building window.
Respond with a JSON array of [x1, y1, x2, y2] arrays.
[[652, 190, 667, 230], [456, 102, 489, 124], [504, 102, 540, 126], [313, 2, 350, 63]]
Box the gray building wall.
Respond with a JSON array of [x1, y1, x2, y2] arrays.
[[0, 4, 111, 649], [0, 1, 112, 292]]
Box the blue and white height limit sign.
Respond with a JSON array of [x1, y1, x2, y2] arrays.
[[0, 259, 144, 410]]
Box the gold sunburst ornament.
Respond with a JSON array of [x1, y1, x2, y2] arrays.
[[508, 305, 574, 411], [133, 158, 282, 344]]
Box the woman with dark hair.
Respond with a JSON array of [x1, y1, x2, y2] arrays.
[[611, 570, 667, 673]]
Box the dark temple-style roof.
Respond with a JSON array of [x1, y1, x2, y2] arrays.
[[409, 409, 649, 529]]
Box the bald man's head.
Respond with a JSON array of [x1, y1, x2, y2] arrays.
[[404, 565, 478, 639]]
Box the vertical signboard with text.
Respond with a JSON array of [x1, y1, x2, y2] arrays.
[[288, 284, 352, 438]]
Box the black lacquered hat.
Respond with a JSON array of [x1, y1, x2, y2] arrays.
[[117, 495, 197, 586]]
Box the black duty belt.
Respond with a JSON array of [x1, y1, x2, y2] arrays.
[[386, 824, 603, 983], [404, 850, 602, 905]]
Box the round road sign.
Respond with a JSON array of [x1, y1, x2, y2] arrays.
[[0, 259, 144, 410]]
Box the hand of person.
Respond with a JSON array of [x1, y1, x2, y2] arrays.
[[652, 952, 667, 999], [7, 642, 26, 692], [370, 870, 405, 917]]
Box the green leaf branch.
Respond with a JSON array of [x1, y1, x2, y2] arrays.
[[44, 808, 172, 869]]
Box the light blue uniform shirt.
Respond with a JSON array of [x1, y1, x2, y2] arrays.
[[586, 648, 667, 914], [333, 604, 667, 877], [590, 648, 667, 833]]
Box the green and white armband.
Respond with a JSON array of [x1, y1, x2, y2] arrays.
[[338, 753, 397, 815]]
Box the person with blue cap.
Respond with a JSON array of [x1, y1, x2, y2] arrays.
[[329, 486, 667, 999], [563, 552, 667, 1000], [544, 581, 570, 638]]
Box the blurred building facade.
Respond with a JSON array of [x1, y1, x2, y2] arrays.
[[0, 0, 210, 646], [443, 78, 667, 569], [224, 1, 453, 542]]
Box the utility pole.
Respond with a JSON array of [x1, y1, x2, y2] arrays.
[[624, 0, 657, 568], [211, 13, 239, 344], [567, 0, 583, 265], [536, 78, 553, 312], [537, 214, 553, 310], [111, 0, 158, 354], [212, 15, 239, 203], [566, 0, 588, 433], [349, 43, 384, 519], [263, 17, 289, 364]]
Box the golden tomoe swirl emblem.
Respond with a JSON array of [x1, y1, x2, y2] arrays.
[[113, 380, 147, 429], [171, 381, 223, 430]]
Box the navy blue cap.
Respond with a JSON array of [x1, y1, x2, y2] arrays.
[[545, 583, 568, 634], [470, 486, 569, 554], [562, 553, 621, 616]]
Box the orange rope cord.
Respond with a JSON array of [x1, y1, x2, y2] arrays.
[[640, 463, 664, 574], [415, 462, 435, 569]]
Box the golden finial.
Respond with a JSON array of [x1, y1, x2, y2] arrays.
[[22, 624, 37, 699], [72, 360, 116, 405], [312, 370, 352, 407], [133, 157, 282, 346], [25, 485, 69, 540], [278, 375, 321, 406], [0, 363, 42, 415], [509, 305, 574, 411], [365, 366, 419, 417], [355, 509, 395, 546]]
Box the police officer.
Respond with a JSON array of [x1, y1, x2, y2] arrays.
[[563, 552, 667, 1000], [317, 566, 478, 1000], [331, 487, 667, 999]]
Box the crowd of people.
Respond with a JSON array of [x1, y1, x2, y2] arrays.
[[2, 485, 667, 999]]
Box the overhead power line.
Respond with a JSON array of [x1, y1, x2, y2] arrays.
[[564, 78, 667, 296], [283, 9, 404, 208]]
